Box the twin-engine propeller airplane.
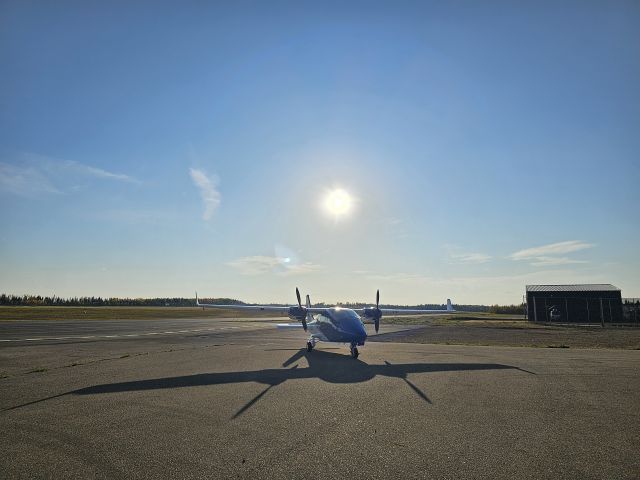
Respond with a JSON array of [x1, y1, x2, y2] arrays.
[[196, 289, 455, 358]]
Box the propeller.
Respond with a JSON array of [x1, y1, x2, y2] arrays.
[[362, 289, 382, 332], [295, 287, 307, 331], [374, 289, 381, 333]]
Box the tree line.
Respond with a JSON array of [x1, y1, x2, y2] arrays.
[[0, 294, 242, 307], [0, 293, 526, 313]]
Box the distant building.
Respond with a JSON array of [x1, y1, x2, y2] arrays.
[[526, 284, 623, 324]]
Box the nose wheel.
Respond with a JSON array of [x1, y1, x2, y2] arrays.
[[350, 344, 359, 359], [306, 337, 317, 352]]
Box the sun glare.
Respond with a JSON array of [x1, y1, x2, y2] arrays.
[[324, 189, 353, 218]]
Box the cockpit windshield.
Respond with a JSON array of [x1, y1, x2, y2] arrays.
[[328, 308, 361, 324]]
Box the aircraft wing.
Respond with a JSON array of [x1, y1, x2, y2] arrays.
[[377, 308, 453, 315], [354, 299, 455, 316], [353, 308, 453, 316], [196, 294, 291, 315]]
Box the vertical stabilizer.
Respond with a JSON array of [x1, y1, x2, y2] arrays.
[[305, 295, 314, 322], [447, 299, 454, 311]]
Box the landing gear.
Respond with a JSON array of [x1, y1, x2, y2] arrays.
[[350, 344, 359, 359], [306, 337, 316, 352]]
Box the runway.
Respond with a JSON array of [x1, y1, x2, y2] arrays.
[[1, 318, 639, 479], [0, 317, 298, 342]]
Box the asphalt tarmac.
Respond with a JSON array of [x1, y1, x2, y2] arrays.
[[1, 318, 639, 479]]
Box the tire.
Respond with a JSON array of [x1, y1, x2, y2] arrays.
[[307, 341, 313, 352]]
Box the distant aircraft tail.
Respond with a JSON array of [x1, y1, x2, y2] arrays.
[[447, 299, 454, 311]]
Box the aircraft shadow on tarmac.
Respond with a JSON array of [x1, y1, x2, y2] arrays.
[[4, 349, 533, 416], [62, 349, 532, 418]]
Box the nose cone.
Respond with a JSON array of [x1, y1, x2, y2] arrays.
[[349, 319, 367, 341]]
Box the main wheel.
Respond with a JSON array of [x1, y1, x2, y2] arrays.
[[351, 347, 359, 359], [307, 341, 313, 352]]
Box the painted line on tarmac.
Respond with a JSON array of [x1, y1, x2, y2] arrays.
[[0, 324, 269, 343]]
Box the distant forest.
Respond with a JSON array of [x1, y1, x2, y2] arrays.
[[0, 294, 526, 314]]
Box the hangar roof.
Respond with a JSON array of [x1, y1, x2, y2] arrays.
[[526, 284, 620, 292]]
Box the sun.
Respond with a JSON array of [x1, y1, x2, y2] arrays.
[[323, 188, 353, 218]]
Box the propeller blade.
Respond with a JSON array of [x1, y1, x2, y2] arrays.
[[294, 288, 307, 331], [375, 289, 380, 333]]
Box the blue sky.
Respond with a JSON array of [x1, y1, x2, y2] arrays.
[[1, 1, 638, 304]]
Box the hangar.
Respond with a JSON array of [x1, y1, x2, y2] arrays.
[[526, 284, 623, 324]]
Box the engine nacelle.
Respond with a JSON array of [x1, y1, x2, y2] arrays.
[[362, 307, 381, 333], [287, 306, 308, 330], [287, 306, 306, 321], [362, 307, 381, 320]]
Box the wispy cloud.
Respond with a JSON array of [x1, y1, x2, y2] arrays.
[[509, 240, 594, 260], [63, 160, 137, 183], [444, 244, 492, 264], [509, 240, 594, 267], [0, 153, 138, 196], [227, 256, 279, 275], [0, 162, 62, 196], [352, 269, 373, 276], [285, 263, 323, 275], [189, 168, 221, 220], [448, 252, 492, 264], [228, 255, 322, 276], [529, 256, 589, 267]]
